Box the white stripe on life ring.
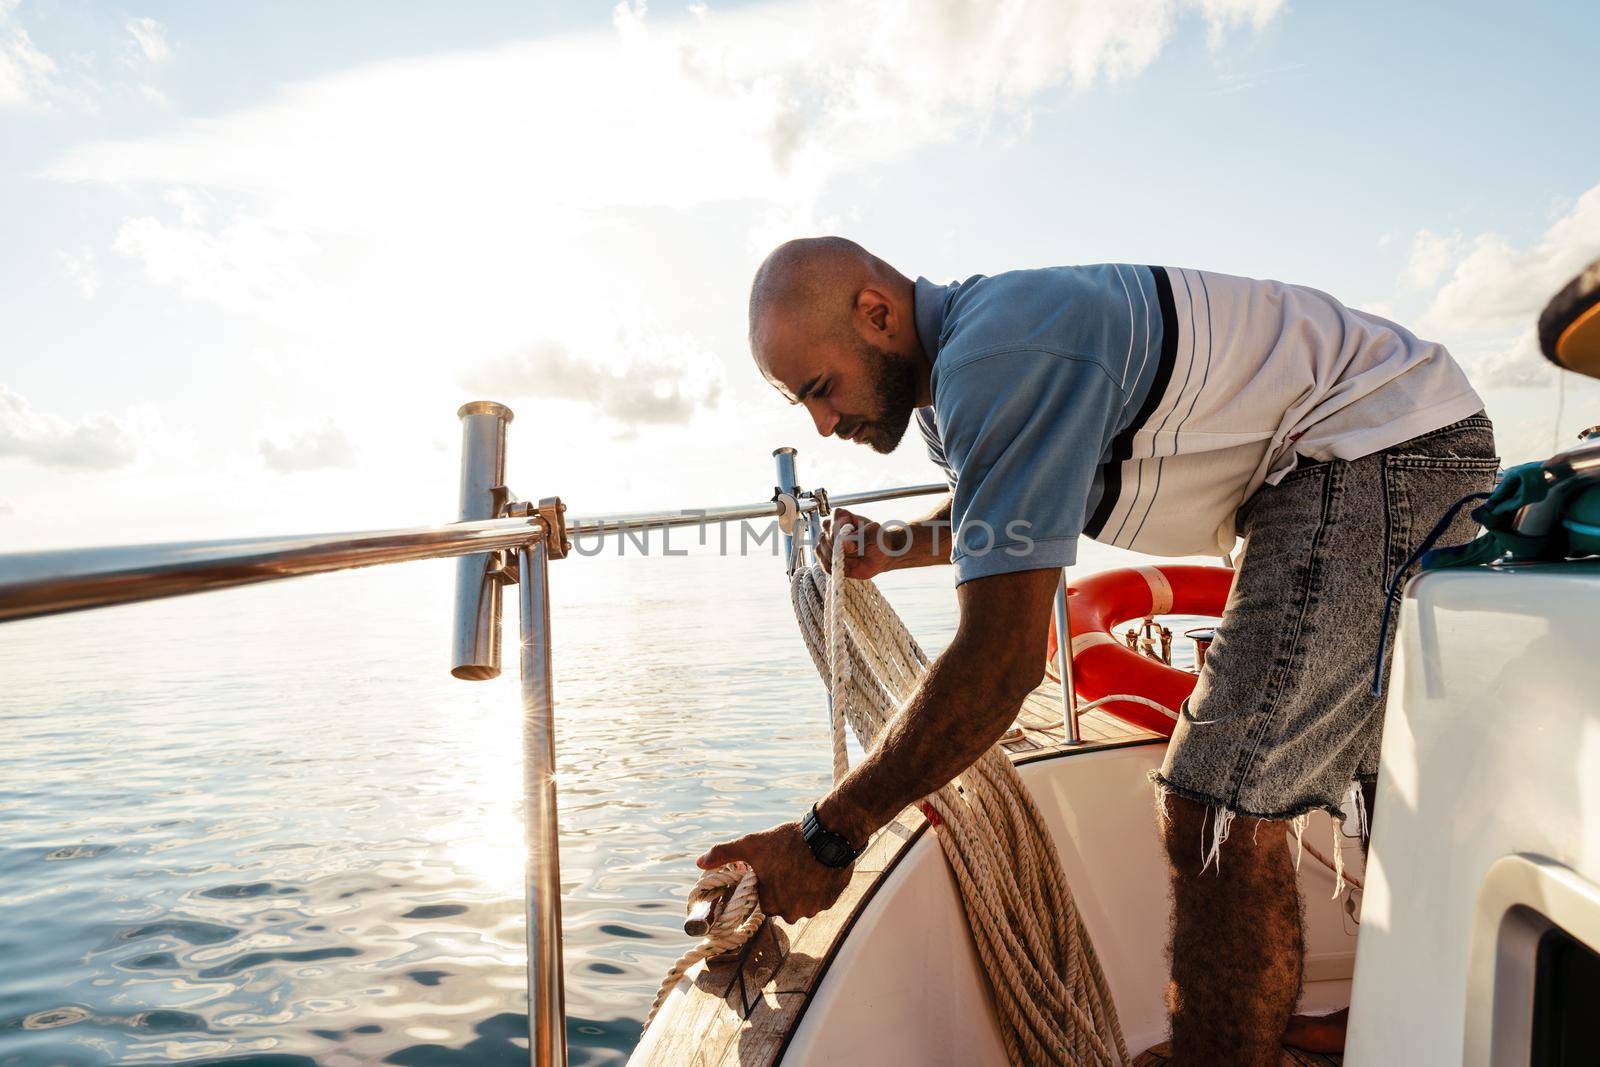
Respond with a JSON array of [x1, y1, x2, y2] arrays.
[[1137, 565, 1174, 615], [1071, 630, 1120, 657]]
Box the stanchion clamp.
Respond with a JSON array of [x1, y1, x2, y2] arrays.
[[773, 490, 800, 535], [536, 496, 571, 560]]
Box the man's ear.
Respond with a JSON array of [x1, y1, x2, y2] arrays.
[[856, 286, 892, 334]]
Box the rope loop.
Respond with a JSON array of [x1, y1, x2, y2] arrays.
[[644, 863, 764, 1026]]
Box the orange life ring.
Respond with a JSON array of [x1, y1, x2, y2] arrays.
[[1044, 565, 1235, 737]]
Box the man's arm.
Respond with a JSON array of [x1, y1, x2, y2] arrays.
[[888, 496, 956, 571], [696, 566, 1060, 921]]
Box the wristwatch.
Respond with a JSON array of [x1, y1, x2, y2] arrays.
[[801, 803, 863, 869]]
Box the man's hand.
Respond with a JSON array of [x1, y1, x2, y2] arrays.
[[815, 498, 954, 577], [816, 507, 894, 579], [696, 822, 853, 923]]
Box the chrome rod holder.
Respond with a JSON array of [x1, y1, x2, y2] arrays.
[[1054, 571, 1083, 745], [773, 447, 805, 575], [452, 401, 515, 680]]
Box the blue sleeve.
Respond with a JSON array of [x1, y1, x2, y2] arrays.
[[914, 406, 956, 488], [936, 351, 1126, 585]]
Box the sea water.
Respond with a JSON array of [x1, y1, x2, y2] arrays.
[[0, 533, 1174, 1065]]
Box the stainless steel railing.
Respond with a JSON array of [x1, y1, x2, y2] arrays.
[[0, 470, 945, 628], [563, 481, 946, 540], [0, 516, 548, 625], [0, 401, 951, 1067]]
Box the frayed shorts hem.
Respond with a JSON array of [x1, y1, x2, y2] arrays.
[[1150, 772, 1363, 897], [1147, 770, 1345, 824]]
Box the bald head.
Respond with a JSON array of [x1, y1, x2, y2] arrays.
[[746, 236, 928, 454], [748, 237, 906, 353]]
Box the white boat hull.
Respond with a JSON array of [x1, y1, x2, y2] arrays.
[[1347, 564, 1600, 1067], [782, 741, 1360, 1065]]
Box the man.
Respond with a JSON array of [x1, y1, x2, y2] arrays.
[[697, 237, 1497, 1065]]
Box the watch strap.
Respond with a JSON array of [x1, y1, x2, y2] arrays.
[[801, 803, 862, 869]]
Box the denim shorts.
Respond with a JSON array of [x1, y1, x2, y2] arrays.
[[1152, 413, 1499, 835]]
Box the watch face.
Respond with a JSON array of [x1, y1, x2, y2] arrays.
[[803, 805, 855, 868], [816, 836, 853, 868]]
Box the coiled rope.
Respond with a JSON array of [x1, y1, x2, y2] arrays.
[[649, 530, 1130, 1066]]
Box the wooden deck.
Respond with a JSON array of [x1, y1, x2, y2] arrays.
[[630, 677, 1161, 1066], [1002, 674, 1159, 758]]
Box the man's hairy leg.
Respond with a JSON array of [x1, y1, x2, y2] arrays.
[[1282, 778, 1375, 1054], [1162, 793, 1304, 1067]]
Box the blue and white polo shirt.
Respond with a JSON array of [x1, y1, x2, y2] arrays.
[[912, 264, 1484, 584]]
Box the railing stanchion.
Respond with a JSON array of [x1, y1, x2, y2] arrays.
[[1054, 570, 1083, 745], [518, 538, 567, 1067]]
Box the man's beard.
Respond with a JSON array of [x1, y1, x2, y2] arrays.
[[857, 340, 918, 455]]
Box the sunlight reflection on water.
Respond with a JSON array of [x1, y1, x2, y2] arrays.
[[0, 532, 1175, 1065]]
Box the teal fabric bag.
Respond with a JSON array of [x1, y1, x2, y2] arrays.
[[1370, 460, 1599, 695], [1422, 461, 1600, 570]]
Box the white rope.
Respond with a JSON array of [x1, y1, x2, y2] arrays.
[[649, 529, 1131, 1065], [1073, 692, 1180, 721]]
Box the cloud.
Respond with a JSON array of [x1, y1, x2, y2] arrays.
[[54, 246, 100, 298], [44, 0, 1288, 407], [1467, 330, 1554, 389], [1400, 229, 1465, 292], [1459, 328, 1600, 394], [258, 420, 357, 473], [1195, 0, 1284, 45], [54, 0, 1283, 228], [0, 4, 172, 111], [1419, 185, 1600, 343], [112, 206, 318, 317], [462, 333, 723, 426], [746, 200, 853, 258], [126, 17, 169, 65], [45, 0, 1285, 494], [0, 1, 57, 108], [1406, 183, 1600, 388], [0, 384, 156, 470]]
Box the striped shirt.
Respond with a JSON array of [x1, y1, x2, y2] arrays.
[[912, 265, 1483, 584]]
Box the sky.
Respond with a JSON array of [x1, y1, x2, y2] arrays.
[[2, 0, 1598, 551]]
